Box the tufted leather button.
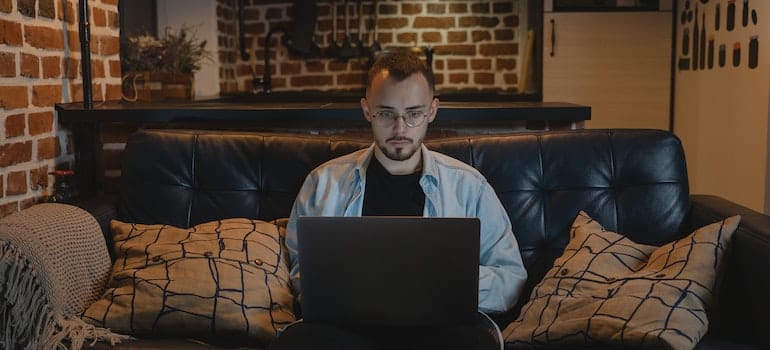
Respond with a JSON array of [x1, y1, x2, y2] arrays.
[[560, 268, 569, 276], [254, 258, 263, 266], [152, 255, 162, 262], [655, 273, 666, 278], [204, 251, 213, 257], [607, 277, 616, 282]]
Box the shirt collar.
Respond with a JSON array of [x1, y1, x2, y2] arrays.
[[353, 143, 439, 185]]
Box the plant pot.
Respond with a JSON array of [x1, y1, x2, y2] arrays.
[[122, 71, 194, 102]]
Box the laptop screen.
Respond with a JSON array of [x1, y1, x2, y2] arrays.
[[297, 216, 480, 327]]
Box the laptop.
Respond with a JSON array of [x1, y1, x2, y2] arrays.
[[296, 216, 480, 327]]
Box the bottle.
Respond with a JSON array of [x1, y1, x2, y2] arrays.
[[715, 3, 720, 30], [683, 28, 690, 55], [707, 35, 714, 69], [742, 0, 749, 27], [727, 0, 736, 31], [693, 5, 699, 70], [733, 42, 741, 67], [718, 44, 726, 67], [699, 12, 706, 70], [749, 36, 758, 69]]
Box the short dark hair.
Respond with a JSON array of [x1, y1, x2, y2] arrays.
[[367, 50, 435, 93]]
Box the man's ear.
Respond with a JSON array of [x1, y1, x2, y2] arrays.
[[427, 97, 439, 123], [361, 97, 373, 122]]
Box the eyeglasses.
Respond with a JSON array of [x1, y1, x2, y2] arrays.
[[370, 110, 429, 128]]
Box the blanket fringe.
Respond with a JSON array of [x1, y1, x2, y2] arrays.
[[0, 241, 130, 350]]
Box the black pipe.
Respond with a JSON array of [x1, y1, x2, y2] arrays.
[[78, 0, 93, 109], [262, 27, 286, 94], [238, 0, 249, 60]]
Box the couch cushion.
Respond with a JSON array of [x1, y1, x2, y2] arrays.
[[503, 211, 740, 349], [82, 218, 295, 347]]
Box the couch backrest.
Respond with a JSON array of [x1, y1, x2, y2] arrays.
[[119, 129, 690, 288]]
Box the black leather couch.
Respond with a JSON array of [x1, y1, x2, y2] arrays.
[[74, 128, 768, 349]]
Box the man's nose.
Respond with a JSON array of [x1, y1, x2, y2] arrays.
[[392, 115, 408, 132]]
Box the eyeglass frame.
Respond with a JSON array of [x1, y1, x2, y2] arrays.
[[367, 109, 431, 128]]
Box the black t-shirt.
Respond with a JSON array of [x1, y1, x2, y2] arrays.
[[362, 156, 425, 216]]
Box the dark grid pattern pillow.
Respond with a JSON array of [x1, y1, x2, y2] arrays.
[[82, 218, 295, 346], [503, 211, 740, 350]]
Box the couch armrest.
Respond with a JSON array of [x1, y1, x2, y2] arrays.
[[73, 194, 118, 258], [689, 194, 770, 348]]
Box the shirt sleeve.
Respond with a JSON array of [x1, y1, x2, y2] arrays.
[[476, 182, 528, 314], [285, 171, 319, 296]]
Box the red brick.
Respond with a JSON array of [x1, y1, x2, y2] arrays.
[[63, 57, 78, 78], [378, 18, 408, 29], [413, 17, 454, 29], [471, 3, 489, 14], [337, 73, 365, 86], [32, 85, 62, 107], [103, 149, 123, 171], [474, 72, 495, 85], [265, 7, 282, 19], [0, 86, 29, 110], [495, 29, 515, 41], [402, 3, 421, 15], [98, 35, 119, 55], [496, 58, 516, 70], [459, 17, 500, 28], [20, 53, 40, 78], [0, 52, 15, 77], [30, 165, 49, 191], [5, 113, 25, 138], [6, 171, 27, 195], [0, 141, 32, 167], [107, 10, 119, 28], [69, 83, 103, 102], [471, 58, 492, 70], [377, 32, 393, 44], [0, 0, 11, 13], [493, 2, 514, 14], [480, 43, 518, 56], [378, 4, 397, 14], [290, 75, 333, 87], [434, 73, 444, 86], [41, 56, 61, 78], [397, 32, 417, 44], [503, 15, 519, 27], [37, 136, 60, 160], [434, 45, 476, 56], [0, 174, 3, 197], [24, 25, 64, 50], [434, 59, 444, 70], [105, 84, 121, 100], [305, 61, 325, 73], [63, 1, 76, 24], [107, 59, 121, 78], [447, 59, 467, 70], [280, 62, 301, 75], [449, 4, 467, 13], [101, 0, 118, 5], [92, 7, 106, 27], [28, 111, 53, 135], [0, 19, 23, 46], [328, 61, 348, 72], [39, 0, 55, 18], [447, 31, 467, 43], [0, 202, 19, 217], [91, 58, 105, 78], [449, 73, 469, 84], [503, 73, 518, 85], [422, 32, 442, 43], [20, 196, 43, 210], [66, 30, 80, 52], [427, 4, 446, 14], [472, 31, 492, 42]]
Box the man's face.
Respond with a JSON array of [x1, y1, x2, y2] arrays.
[[361, 71, 438, 162]]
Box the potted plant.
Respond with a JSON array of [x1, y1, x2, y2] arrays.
[[121, 26, 209, 102]]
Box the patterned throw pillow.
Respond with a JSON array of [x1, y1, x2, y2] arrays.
[[82, 218, 296, 346], [503, 211, 740, 350]]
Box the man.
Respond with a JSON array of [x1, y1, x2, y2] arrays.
[[272, 51, 527, 349]]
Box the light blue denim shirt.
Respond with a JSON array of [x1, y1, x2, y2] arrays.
[[285, 144, 528, 314]]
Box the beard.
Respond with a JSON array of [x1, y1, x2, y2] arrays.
[[378, 136, 421, 161]]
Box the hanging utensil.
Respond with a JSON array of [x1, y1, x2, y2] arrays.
[[339, 0, 358, 59], [369, 0, 382, 59], [327, 0, 340, 58], [355, 0, 367, 56]]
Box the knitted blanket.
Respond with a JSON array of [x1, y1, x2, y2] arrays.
[[0, 203, 129, 349]]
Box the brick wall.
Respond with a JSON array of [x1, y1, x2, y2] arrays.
[[217, 0, 522, 94], [0, 0, 121, 217]]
